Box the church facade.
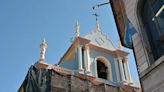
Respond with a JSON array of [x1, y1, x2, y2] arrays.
[[18, 20, 141, 92], [58, 21, 133, 85]]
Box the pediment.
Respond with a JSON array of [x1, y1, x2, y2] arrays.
[[84, 31, 116, 51]]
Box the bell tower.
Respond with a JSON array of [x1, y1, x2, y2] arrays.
[[58, 20, 133, 85]]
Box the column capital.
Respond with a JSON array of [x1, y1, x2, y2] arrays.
[[84, 44, 90, 49], [115, 57, 124, 61], [123, 57, 128, 63], [78, 45, 82, 48]]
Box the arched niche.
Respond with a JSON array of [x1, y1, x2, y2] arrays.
[[94, 56, 112, 81]]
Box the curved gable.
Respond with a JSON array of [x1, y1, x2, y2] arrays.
[[84, 30, 116, 51]]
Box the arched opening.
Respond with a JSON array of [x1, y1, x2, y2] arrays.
[[97, 60, 108, 79], [95, 56, 112, 81]]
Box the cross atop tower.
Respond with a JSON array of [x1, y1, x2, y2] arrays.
[[92, 13, 99, 21], [92, 13, 100, 31]]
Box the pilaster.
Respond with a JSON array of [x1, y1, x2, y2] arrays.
[[78, 45, 83, 73], [124, 58, 133, 84], [85, 45, 91, 74], [118, 58, 126, 82], [114, 58, 121, 82]]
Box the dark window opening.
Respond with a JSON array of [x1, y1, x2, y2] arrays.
[[97, 60, 108, 79], [142, 0, 164, 63], [122, 62, 127, 80], [82, 47, 85, 69]]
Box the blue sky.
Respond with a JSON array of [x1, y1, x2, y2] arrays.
[[0, 0, 139, 91]]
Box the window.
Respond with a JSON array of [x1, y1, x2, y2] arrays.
[[82, 47, 85, 69], [142, 0, 164, 63], [97, 60, 108, 79]]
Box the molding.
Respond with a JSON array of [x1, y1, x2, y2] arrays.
[[58, 37, 90, 65], [89, 44, 129, 56], [34, 62, 52, 69], [115, 57, 125, 61], [78, 68, 84, 74]]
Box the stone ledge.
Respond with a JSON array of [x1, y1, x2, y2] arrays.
[[140, 55, 164, 78]]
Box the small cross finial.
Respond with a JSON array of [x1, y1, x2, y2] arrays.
[[75, 20, 80, 37], [96, 19, 100, 31], [92, 13, 100, 31], [92, 13, 99, 21]]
